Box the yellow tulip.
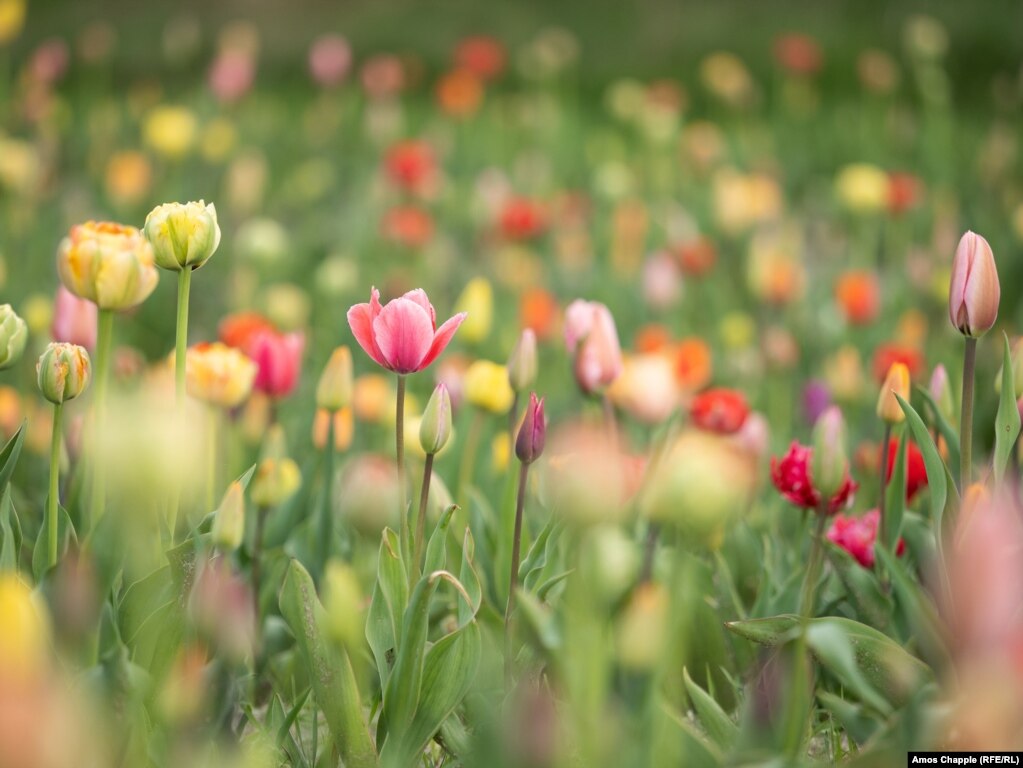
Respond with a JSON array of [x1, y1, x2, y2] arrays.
[[56, 221, 159, 311], [464, 360, 514, 414]]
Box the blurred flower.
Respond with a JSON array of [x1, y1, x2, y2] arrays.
[[36, 342, 90, 404], [835, 270, 880, 325], [235, 217, 288, 266], [801, 379, 831, 425], [104, 150, 152, 206], [77, 21, 116, 64], [682, 121, 726, 171], [835, 163, 889, 214], [464, 360, 514, 414], [189, 557, 254, 662], [887, 171, 923, 215], [882, 437, 929, 502], [773, 33, 823, 76], [208, 48, 256, 104], [436, 68, 484, 117], [251, 456, 301, 508], [57, 221, 159, 311], [0, 574, 50, 681], [904, 15, 948, 60], [771, 441, 857, 514], [515, 392, 546, 464], [455, 35, 506, 81], [673, 337, 713, 391], [144, 200, 221, 272], [616, 582, 668, 670], [641, 251, 682, 310], [876, 362, 911, 424], [322, 561, 363, 649], [930, 364, 955, 423], [827, 509, 905, 568], [643, 429, 757, 547], [871, 342, 924, 383], [28, 38, 69, 86], [347, 287, 466, 375], [143, 105, 197, 159], [384, 139, 437, 195], [564, 299, 623, 394], [219, 311, 274, 350], [200, 117, 238, 162], [454, 277, 493, 343], [352, 373, 393, 423], [185, 342, 257, 408], [420, 383, 453, 455], [857, 49, 900, 93], [700, 52, 755, 106], [308, 34, 351, 87], [0, 304, 27, 370], [381, 205, 434, 248], [689, 388, 749, 434], [0, 386, 21, 439], [312, 407, 354, 452], [949, 231, 999, 338], [746, 228, 805, 305], [675, 236, 717, 277], [520, 288, 559, 341], [507, 328, 538, 393], [260, 283, 311, 331], [500, 198, 546, 241], [0, 0, 26, 45], [317, 346, 353, 412], [212, 481, 246, 552], [811, 406, 850, 502], [336, 454, 400, 533], [360, 54, 405, 100], [0, 135, 41, 195], [608, 352, 679, 424], [247, 329, 304, 399]]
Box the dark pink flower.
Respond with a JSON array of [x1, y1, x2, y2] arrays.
[[770, 441, 857, 514], [827, 509, 905, 568], [248, 329, 304, 398]]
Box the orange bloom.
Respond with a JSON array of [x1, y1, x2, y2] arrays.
[[673, 337, 712, 391], [674, 237, 717, 277], [887, 172, 922, 216], [689, 388, 750, 434], [436, 68, 483, 118], [871, 343, 924, 383], [219, 312, 274, 350], [381, 205, 434, 249], [454, 35, 506, 81], [500, 198, 546, 241], [519, 288, 559, 341], [635, 324, 671, 354], [835, 270, 881, 325]]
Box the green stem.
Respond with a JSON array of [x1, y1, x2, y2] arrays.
[[878, 422, 892, 546], [207, 406, 218, 511], [799, 510, 829, 619], [89, 308, 114, 530], [504, 461, 530, 681], [395, 375, 408, 556], [317, 411, 336, 576], [47, 403, 63, 569], [252, 504, 268, 650], [175, 268, 192, 407], [413, 452, 435, 580], [960, 337, 977, 492]]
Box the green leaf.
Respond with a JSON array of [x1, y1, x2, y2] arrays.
[[0, 486, 22, 572], [31, 501, 77, 580], [275, 688, 312, 748], [914, 385, 961, 486], [515, 589, 561, 652], [874, 545, 949, 670], [366, 529, 408, 686], [457, 528, 482, 627], [825, 544, 891, 630], [279, 559, 377, 768], [817, 691, 880, 746], [724, 614, 802, 648], [804, 621, 891, 715], [536, 569, 573, 601], [0, 424, 25, 492], [883, 432, 907, 553], [994, 332, 1022, 485], [682, 667, 738, 749], [520, 515, 561, 588], [423, 504, 456, 575]]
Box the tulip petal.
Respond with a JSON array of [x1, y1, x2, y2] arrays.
[[373, 298, 435, 373], [347, 301, 388, 368], [400, 288, 437, 328], [419, 312, 467, 371], [563, 299, 595, 352]]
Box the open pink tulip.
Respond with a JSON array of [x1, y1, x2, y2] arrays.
[[347, 287, 466, 375], [248, 329, 305, 398], [564, 299, 623, 394], [949, 231, 999, 338]]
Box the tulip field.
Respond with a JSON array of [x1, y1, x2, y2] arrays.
[[4, 2, 1023, 766]]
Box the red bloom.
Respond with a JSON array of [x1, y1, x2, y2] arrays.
[[690, 388, 750, 434], [384, 140, 436, 194], [674, 237, 717, 278], [499, 198, 546, 241], [454, 35, 506, 81], [883, 438, 929, 501], [887, 172, 922, 216], [247, 329, 305, 399], [381, 205, 434, 249], [871, 343, 924, 383], [772, 34, 823, 76], [827, 509, 906, 568], [219, 312, 275, 351], [771, 441, 857, 514]]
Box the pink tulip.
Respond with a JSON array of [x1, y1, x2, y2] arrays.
[[347, 287, 466, 375], [51, 286, 98, 350], [248, 329, 304, 398], [949, 230, 1000, 337], [308, 34, 352, 87], [564, 299, 623, 394]]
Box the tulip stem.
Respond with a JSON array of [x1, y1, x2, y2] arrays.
[[89, 308, 114, 529], [395, 375, 408, 558], [799, 510, 828, 618], [602, 392, 618, 445], [252, 504, 268, 649], [175, 268, 192, 408], [504, 460, 530, 682], [878, 423, 892, 547], [413, 452, 435, 580], [317, 412, 336, 578], [960, 337, 977, 492], [47, 402, 63, 569]]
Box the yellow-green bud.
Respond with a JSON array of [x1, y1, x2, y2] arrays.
[[144, 200, 221, 271], [250, 458, 301, 508], [810, 406, 849, 502], [321, 560, 363, 649], [36, 343, 91, 404], [929, 364, 955, 423], [0, 304, 27, 370], [507, 328, 537, 392], [419, 383, 452, 455], [212, 481, 245, 552], [316, 346, 353, 411]]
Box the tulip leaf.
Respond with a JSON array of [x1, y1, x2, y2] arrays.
[[804, 621, 891, 715], [31, 500, 77, 580], [423, 504, 456, 575], [874, 545, 949, 671], [0, 486, 22, 572], [536, 569, 573, 601], [0, 423, 25, 492], [520, 514, 561, 587], [914, 385, 961, 491], [882, 432, 907, 553], [994, 332, 1021, 485], [366, 528, 409, 686], [817, 691, 880, 746], [458, 528, 482, 627], [682, 667, 739, 750], [516, 588, 562, 653], [279, 559, 377, 768], [824, 543, 891, 630]]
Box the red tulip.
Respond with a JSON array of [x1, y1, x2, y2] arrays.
[[883, 438, 929, 501], [771, 441, 857, 514], [248, 329, 305, 398], [347, 287, 466, 375], [689, 388, 749, 434], [827, 509, 905, 568]]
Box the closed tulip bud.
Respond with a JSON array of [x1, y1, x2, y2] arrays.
[[811, 407, 849, 502], [876, 362, 910, 423], [144, 200, 221, 271], [565, 299, 623, 394], [250, 457, 301, 507], [929, 364, 955, 422], [949, 231, 999, 338], [321, 560, 363, 649], [212, 481, 245, 552], [316, 346, 353, 411], [56, 221, 158, 310], [507, 328, 538, 392], [454, 277, 493, 343], [312, 407, 354, 452], [36, 342, 91, 404], [515, 392, 546, 464], [465, 360, 515, 414], [419, 383, 452, 455], [0, 304, 27, 370]]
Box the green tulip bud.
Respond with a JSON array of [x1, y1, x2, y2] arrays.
[[316, 346, 353, 411], [144, 200, 221, 271], [507, 329, 538, 392], [810, 406, 849, 502], [36, 343, 91, 404], [419, 383, 452, 455], [0, 304, 27, 370], [212, 481, 245, 552]]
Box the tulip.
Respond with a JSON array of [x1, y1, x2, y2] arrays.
[[827, 510, 905, 568], [185, 342, 257, 409], [949, 231, 999, 338], [212, 481, 245, 552], [689, 388, 750, 434], [50, 286, 96, 350], [56, 221, 158, 311], [929, 364, 955, 423], [465, 360, 515, 414], [771, 441, 857, 515], [876, 362, 910, 424], [507, 328, 538, 394], [312, 407, 354, 452], [0, 304, 27, 370], [144, 200, 221, 272], [316, 346, 353, 412], [515, 393, 546, 465], [616, 583, 669, 671], [811, 407, 849, 503], [0, 574, 50, 682], [564, 299, 623, 395], [413, 383, 453, 576], [454, 277, 493, 343], [248, 329, 305, 399], [607, 353, 679, 425]]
